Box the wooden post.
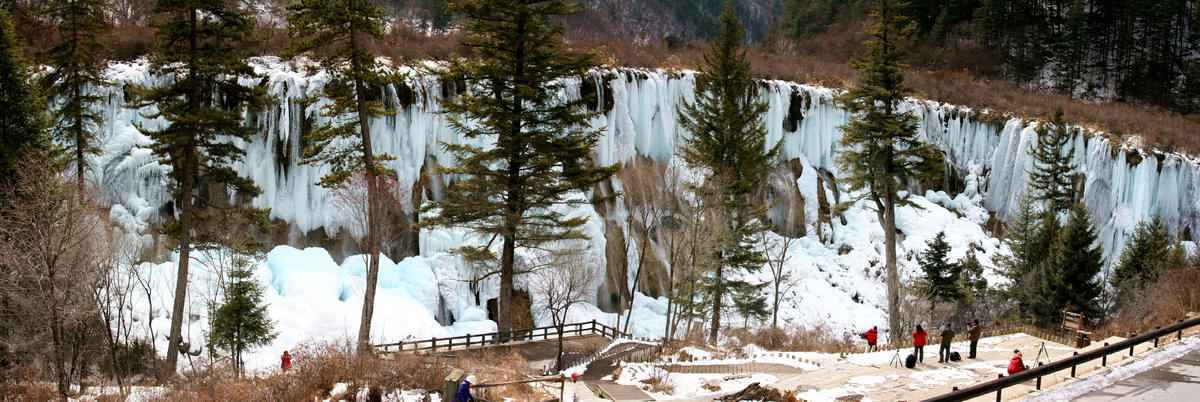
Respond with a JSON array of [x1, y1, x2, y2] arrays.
[[1102, 343, 1108, 367], [996, 374, 1003, 402], [432, 337, 438, 352]]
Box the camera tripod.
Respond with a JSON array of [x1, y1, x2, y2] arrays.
[[888, 347, 904, 368], [1035, 341, 1051, 365]]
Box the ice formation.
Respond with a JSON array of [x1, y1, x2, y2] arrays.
[[89, 58, 1200, 365]]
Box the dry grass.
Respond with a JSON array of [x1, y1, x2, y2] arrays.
[[1102, 266, 1200, 338], [725, 325, 856, 354], [145, 342, 449, 402], [450, 349, 548, 402]]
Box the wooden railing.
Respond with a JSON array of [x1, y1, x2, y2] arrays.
[[923, 317, 1200, 402], [373, 320, 629, 353], [866, 322, 1077, 354]]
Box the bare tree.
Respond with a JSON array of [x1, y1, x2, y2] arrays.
[[333, 171, 412, 265], [759, 230, 798, 333], [527, 248, 595, 371], [0, 161, 107, 399], [618, 164, 673, 334], [92, 227, 140, 392]]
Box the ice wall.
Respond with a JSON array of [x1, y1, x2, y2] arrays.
[[93, 57, 1199, 268]]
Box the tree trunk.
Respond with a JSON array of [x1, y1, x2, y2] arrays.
[[51, 300, 68, 399], [164, 151, 195, 379], [772, 279, 781, 331], [555, 322, 564, 371], [709, 263, 723, 345], [350, 24, 382, 354], [623, 229, 650, 334], [884, 191, 901, 336], [499, 235, 515, 338], [664, 251, 676, 341]]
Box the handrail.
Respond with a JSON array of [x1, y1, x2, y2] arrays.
[[373, 319, 631, 353], [922, 317, 1200, 402]]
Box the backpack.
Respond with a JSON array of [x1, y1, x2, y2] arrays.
[[950, 352, 961, 362], [905, 354, 917, 369]]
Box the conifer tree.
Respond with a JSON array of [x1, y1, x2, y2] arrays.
[[42, 0, 109, 192], [997, 194, 1047, 317], [1034, 204, 1103, 325], [0, 9, 51, 205], [676, 0, 778, 343], [132, 0, 267, 376], [286, 0, 395, 353], [957, 247, 988, 317], [208, 257, 275, 378], [917, 232, 963, 318], [1111, 217, 1187, 306], [1029, 109, 1075, 215], [425, 0, 615, 335], [836, 0, 938, 335]]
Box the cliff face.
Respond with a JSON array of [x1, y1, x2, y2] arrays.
[[96, 58, 1199, 306]]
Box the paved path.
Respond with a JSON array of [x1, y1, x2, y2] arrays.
[[1073, 348, 1200, 401], [590, 382, 654, 401]]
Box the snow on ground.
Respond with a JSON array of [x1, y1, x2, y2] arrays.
[[116, 162, 1005, 374], [1023, 336, 1200, 401], [615, 363, 778, 400]]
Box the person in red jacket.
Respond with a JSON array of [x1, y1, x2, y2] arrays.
[[281, 350, 292, 371], [863, 326, 879, 352], [1008, 350, 1027, 375], [913, 325, 928, 364]]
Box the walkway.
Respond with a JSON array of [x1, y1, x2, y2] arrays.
[[1075, 347, 1200, 401]]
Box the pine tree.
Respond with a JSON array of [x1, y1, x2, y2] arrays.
[[131, 0, 267, 376], [918, 232, 963, 318], [1034, 204, 1104, 325], [42, 0, 109, 193], [957, 246, 988, 318], [836, 0, 938, 335], [0, 8, 51, 205], [676, 0, 778, 344], [208, 258, 275, 378], [733, 281, 770, 329], [1028, 108, 1075, 215], [424, 0, 615, 336], [286, 0, 395, 353], [1111, 217, 1187, 306], [997, 194, 1047, 317]]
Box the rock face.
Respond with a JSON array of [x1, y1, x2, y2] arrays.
[[95, 58, 1199, 300]]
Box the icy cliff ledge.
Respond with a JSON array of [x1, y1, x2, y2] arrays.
[[92, 57, 1198, 267]]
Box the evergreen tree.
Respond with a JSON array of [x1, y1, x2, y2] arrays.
[[676, 0, 778, 343], [0, 9, 51, 205], [996, 194, 1048, 317], [1028, 108, 1075, 215], [917, 232, 963, 317], [836, 0, 939, 335], [132, 0, 267, 376], [208, 258, 275, 378], [1111, 217, 1187, 306], [42, 0, 109, 192], [1034, 204, 1104, 325], [424, 0, 616, 335], [733, 281, 770, 329], [286, 0, 394, 353], [957, 246, 988, 318]]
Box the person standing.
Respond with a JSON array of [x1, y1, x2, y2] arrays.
[[864, 326, 879, 352], [939, 325, 956, 363], [968, 320, 982, 359], [280, 350, 292, 371], [912, 325, 928, 364]]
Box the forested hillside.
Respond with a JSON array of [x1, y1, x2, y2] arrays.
[[781, 0, 1200, 114]]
